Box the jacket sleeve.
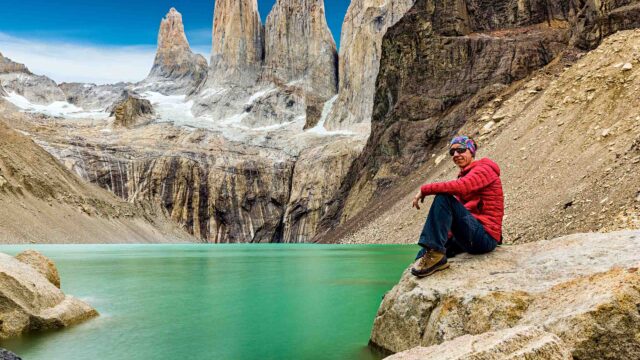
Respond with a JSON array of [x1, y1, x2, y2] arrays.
[[420, 164, 498, 198]]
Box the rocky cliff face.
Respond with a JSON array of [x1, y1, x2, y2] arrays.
[[324, 0, 414, 130], [0, 52, 65, 104], [143, 8, 208, 94], [283, 139, 361, 242], [207, 0, 264, 86], [263, 0, 338, 100], [0, 101, 194, 244], [326, 28, 640, 246], [315, 0, 640, 239], [370, 231, 640, 358], [12, 111, 362, 243]]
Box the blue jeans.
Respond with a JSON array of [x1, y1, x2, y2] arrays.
[[416, 194, 497, 260]]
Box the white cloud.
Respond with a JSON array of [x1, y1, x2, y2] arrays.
[[0, 32, 160, 85]]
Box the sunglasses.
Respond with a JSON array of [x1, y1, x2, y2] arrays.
[[449, 147, 468, 156]]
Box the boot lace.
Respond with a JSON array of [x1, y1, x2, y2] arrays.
[[418, 250, 437, 267]]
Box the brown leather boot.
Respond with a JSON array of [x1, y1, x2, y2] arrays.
[[411, 249, 449, 277]]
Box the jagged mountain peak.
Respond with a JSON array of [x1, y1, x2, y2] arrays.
[[157, 7, 190, 50], [263, 0, 338, 100], [208, 0, 264, 86], [142, 6, 208, 94]]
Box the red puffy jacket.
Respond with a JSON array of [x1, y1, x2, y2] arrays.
[[420, 158, 504, 243]]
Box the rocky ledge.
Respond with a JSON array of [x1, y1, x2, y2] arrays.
[[371, 230, 640, 359], [0, 251, 98, 339]]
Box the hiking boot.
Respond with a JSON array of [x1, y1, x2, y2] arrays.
[[411, 249, 449, 277]]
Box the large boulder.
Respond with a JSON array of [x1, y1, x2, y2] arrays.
[[0, 252, 98, 339], [370, 230, 640, 358], [15, 250, 61, 288], [110, 93, 155, 128]]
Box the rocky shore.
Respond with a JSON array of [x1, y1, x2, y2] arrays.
[[371, 230, 640, 359]]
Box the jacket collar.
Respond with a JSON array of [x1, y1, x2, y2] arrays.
[[458, 159, 479, 177]]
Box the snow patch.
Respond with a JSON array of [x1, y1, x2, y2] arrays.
[[3, 92, 109, 119], [140, 91, 194, 122], [199, 87, 228, 98], [246, 86, 276, 105], [306, 95, 355, 136]]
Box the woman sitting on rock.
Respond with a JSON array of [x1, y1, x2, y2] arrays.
[[411, 136, 504, 277]]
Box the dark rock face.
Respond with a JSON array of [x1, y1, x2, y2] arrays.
[[110, 94, 154, 128], [572, 0, 640, 49], [55, 145, 292, 243], [303, 96, 324, 130], [315, 0, 640, 237]]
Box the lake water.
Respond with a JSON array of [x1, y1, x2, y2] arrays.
[[0, 244, 415, 360]]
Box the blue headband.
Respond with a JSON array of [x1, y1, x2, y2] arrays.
[[450, 136, 477, 156]]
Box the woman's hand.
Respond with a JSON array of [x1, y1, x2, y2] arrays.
[[412, 191, 425, 210]]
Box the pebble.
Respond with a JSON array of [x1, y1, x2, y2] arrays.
[[622, 63, 633, 71]]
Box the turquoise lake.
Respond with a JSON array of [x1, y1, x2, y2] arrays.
[[0, 244, 416, 360]]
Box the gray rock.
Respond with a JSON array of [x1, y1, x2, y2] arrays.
[[0, 348, 21, 360], [59, 82, 130, 111], [0, 52, 65, 105], [386, 326, 572, 360]]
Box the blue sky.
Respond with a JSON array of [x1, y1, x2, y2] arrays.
[[0, 0, 351, 84]]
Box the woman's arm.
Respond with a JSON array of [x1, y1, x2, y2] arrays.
[[420, 164, 498, 198]]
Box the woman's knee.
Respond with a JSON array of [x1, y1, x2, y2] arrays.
[[433, 194, 455, 205]]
